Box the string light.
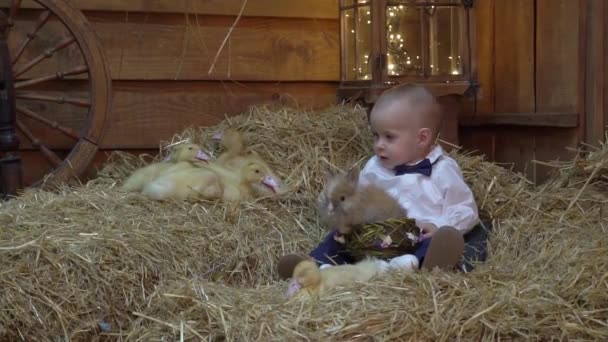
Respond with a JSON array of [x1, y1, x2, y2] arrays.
[[342, 3, 464, 78]]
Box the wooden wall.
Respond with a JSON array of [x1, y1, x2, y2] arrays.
[[6, 0, 340, 186], [459, 0, 589, 183], [5, 0, 606, 186]]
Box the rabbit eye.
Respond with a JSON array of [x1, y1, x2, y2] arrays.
[[255, 169, 260, 174], [340, 196, 345, 201], [188, 147, 193, 150]]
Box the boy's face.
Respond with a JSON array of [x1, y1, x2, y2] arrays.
[[369, 102, 429, 169]]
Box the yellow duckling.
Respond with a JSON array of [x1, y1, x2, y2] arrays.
[[120, 143, 210, 192]]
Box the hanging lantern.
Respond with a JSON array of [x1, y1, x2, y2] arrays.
[[337, 0, 476, 105]]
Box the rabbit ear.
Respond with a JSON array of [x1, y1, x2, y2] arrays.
[[346, 167, 360, 184], [322, 166, 337, 181]]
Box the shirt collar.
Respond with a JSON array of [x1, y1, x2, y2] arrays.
[[405, 144, 444, 166]]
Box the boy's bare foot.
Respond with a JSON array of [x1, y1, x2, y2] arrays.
[[421, 226, 464, 271], [277, 254, 308, 280]]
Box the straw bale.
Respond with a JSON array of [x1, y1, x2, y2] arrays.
[[0, 104, 606, 340]]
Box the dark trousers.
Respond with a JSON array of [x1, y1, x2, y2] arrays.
[[309, 221, 492, 272]]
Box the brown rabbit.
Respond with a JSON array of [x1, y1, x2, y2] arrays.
[[318, 167, 407, 244]]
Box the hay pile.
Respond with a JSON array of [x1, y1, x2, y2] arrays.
[[1, 105, 607, 340]]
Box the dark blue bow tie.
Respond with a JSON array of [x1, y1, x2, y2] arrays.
[[394, 158, 434, 177]]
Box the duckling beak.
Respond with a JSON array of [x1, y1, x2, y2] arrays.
[[261, 175, 280, 194], [212, 131, 223, 141], [286, 278, 302, 298], [195, 150, 210, 162]]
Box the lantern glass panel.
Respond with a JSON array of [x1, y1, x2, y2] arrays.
[[356, 5, 372, 80], [427, 6, 463, 75], [386, 5, 423, 76], [342, 8, 356, 80]]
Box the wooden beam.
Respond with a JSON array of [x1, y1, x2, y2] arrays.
[[10, 12, 340, 82], [584, 0, 606, 145], [474, 0, 495, 114], [0, 0, 339, 19], [459, 112, 579, 128], [15, 80, 338, 150]]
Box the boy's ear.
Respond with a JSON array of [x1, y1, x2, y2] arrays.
[[418, 127, 433, 146]]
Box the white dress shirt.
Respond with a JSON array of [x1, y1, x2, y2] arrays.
[[359, 145, 479, 235]]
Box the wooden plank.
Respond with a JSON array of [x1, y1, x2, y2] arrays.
[[459, 112, 578, 128], [458, 127, 496, 162], [0, 0, 339, 19], [605, 0, 608, 138], [493, 0, 535, 113], [584, 0, 606, 145], [585, 0, 608, 145], [9, 150, 69, 187], [533, 128, 578, 184], [493, 128, 535, 181], [474, 0, 495, 114], [536, 0, 580, 114], [15, 81, 338, 150], [9, 12, 339, 81], [12, 148, 157, 188], [459, 127, 578, 184]]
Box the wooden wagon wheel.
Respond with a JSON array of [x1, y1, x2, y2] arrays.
[[0, 0, 111, 192]]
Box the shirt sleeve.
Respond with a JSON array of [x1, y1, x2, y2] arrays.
[[429, 160, 480, 234]]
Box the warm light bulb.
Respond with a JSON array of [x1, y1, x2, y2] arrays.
[[390, 34, 394, 39], [406, 60, 411, 65], [448, 56, 453, 59], [367, 20, 371, 24], [396, 34, 401, 39], [390, 12, 395, 16], [351, 30, 355, 33], [452, 70, 459, 75], [399, 44, 403, 48], [388, 64, 395, 70], [367, 11, 370, 15]]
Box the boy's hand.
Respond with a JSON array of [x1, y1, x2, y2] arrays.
[[416, 220, 438, 240]]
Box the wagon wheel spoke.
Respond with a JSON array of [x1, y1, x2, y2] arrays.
[[15, 119, 63, 167], [11, 9, 51, 65], [13, 35, 75, 78], [7, 0, 23, 28], [16, 92, 90, 108], [14, 64, 88, 88], [16, 105, 80, 140]]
